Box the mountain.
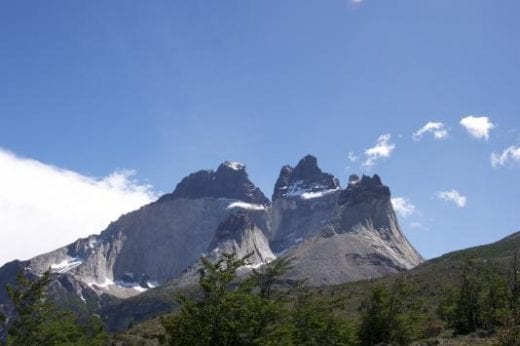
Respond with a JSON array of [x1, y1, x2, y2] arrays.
[[0, 155, 422, 331], [270, 154, 341, 252], [113, 230, 520, 345], [0, 161, 271, 307], [280, 174, 422, 285]]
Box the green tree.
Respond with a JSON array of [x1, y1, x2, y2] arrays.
[[162, 253, 282, 345], [439, 259, 508, 335], [358, 277, 425, 346], [497, 253, 520, 345], [4, 269, 109, 346], [162, 254, 355, 346], [288, 282, 354, 346]]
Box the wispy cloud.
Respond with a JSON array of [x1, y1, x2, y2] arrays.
[[460, 115, 495, 140], [347, 152, 358, 163], [437, 189, 467, 208], [0, 148, 157, 265], [410, 222, 429, 231], [391, 197, 416, 217], [413, 121, 448, 141], [491, 146, 520, 167], [363, 134, 395, 167]]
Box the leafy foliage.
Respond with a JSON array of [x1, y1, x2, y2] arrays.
[[439, 259, 508, 335], [1, 269, 109, 346], [357, 277, 426, 345], [161, 253, 355, 346]]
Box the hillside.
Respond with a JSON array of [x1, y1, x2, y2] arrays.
[[112, 231, 520, 345]]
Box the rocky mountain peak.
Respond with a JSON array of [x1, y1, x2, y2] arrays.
[[161, 162, 270, 205], [272, 155, 340, 200], [293, 154, 320, 179], [218, 161, 246, 173], [348, 174, 360, 186], [338, 174, 390, 206]]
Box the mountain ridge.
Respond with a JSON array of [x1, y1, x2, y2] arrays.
[[0, 154, 423, 331]]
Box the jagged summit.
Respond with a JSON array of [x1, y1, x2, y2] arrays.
[[272, 154, 340, 200], [161, 161, 270, 205], [0, 155, 424, 332], [283, 172, 423, 286], [338, 174, 390, 206]]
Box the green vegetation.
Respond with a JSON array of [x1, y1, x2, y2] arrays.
[[160, 254, 355, 345], [0, 270, 108, 346], [113, 233, 520, 345], [4, 232, 520, 345], [357, 278, 425, 345]]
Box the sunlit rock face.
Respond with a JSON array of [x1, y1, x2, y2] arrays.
[[0, 161, 271, 303], [282, 173, 423, 286]]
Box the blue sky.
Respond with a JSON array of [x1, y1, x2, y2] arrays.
[[1, 0, 519, 263]]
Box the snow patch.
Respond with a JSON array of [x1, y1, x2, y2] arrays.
[[243, 262, 265, 269], [88, 278, 151, 292], [88, 238, 100, 249], [114, 280, 148, 292], [301, 188, 340, 200], [283, 181, 339, 199], [224, 161, 245, 171], [227, 201, 266, 211], [50, 258, 83, 273], [88, 278, 114, 289]]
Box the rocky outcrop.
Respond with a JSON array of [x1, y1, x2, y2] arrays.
[[282, 174, 423, 285], [207, 212, 275, 267], [272, 155, 339, 201], [162, 161, 270, 206], [270, 155, 341, 251]]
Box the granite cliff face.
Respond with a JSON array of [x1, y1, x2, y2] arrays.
[[282, 174, 423, 285], [270, 155, 341, 251], [0, 155, 422, 322], [0, 161, 271, 306]]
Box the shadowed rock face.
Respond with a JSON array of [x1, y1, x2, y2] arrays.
[[338, 174, 390, 206], [207, 212, 275, 267], [272, 155, 340, 201], [162, 161, 270, 206], [270, 155, 342, 251]]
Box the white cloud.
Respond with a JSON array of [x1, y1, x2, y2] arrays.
[[437, 189, 467, 208], [0, 148, 157, 265], [491, 146, 520, 167], [391, 197, 416, 217], [413, 122, 448, 141], [347, 152, 358, 163], [460, 115, 495, 140], [362, 134, 396, 167], [409, 222, 429, 231]]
